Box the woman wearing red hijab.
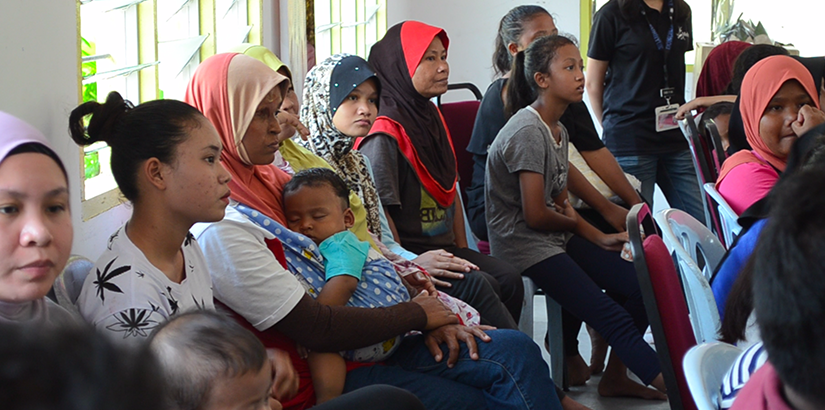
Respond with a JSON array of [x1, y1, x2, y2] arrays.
[[358, 21, 523, 324], [716, 55, 825, 214]]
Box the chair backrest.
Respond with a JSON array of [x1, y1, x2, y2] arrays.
[[628, 203, 698, 410], [52, 255, 94, 314], [704, 121, 727, 175], [703, 183, 742, 248], [679, 112, 715, 230], [437, 83, 483, 206], [683, 342, 743, 410], [655, 209, 723, 343]]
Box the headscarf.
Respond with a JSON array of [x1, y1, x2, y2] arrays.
[[301, 54, 383, 237], [357, 21, 457, 208], [717, 56, 820, 184], [696, 41, 751, 98], [185, 53, 292, 223], [0, 111, 64, 323], [228, 44, 293, 81]]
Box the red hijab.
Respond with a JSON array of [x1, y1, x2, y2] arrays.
[[696, 41, 751, 98], [357, 21, 457, 208], [185, 53, 292, 223], [718, 55, 820, 184]]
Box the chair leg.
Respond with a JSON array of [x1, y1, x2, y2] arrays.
[[518, 277, 536, 337], [545, 297, 566, 390]]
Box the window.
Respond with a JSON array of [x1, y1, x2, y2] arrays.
[[730, 0, 824, 56], [78, 0, 263, 219], [313, 0, 387, 62]]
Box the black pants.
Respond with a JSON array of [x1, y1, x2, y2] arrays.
[[444, 247, 523, 326], [317, 385, 425, 410]]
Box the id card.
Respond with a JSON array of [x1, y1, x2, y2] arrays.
[[655, 104, 680, 132]]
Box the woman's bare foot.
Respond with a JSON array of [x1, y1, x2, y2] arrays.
[[597, 353, 667, 400], [567, 354, 591, 386], [587, 325, 607, 375], [560, 395, 594, 410]]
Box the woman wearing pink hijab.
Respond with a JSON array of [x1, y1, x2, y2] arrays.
[[0, 111, 74, 325], [716, 55, 825, 214]]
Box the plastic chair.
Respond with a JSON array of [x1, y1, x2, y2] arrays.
[[655, 209, 723, 343], [628, 203, 698, 410], [437, 83, 483, 206], [683, 342, 743, 410], [51, 255, 94, 315], [703, 183, 742, 248], [679, 112, 716, 230], [704, 121, 727, 174], [519, 276, 565, 390]]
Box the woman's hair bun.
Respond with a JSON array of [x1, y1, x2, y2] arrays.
[[68, 91, 134, 146]]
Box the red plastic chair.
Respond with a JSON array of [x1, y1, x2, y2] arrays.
[[627, 203, 698, 410], [437, 83, 482, 205]]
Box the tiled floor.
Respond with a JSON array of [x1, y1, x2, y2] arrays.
[[531, 295, 671, 410]]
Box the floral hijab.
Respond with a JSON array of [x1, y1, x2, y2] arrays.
[[301, 54, 383, 237]]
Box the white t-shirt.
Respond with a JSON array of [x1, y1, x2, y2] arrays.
[[191, 204, 304, 332], [77, 224, 214, 345]]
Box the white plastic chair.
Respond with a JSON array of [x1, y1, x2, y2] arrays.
[[655, 209, 722, 343], [52, 255, 94, 315], [656, 208, 727, 281], [683, 342, 743, 410], [519, 276, 564, 389], [703, 183, 742, 248]]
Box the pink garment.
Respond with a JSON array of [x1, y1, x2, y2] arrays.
[[717, 151, 780, 215], [730, 363, 794, 410]]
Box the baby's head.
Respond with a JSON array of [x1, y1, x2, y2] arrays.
[[149, 311, 272, 410], [283, 168, 354, 244]]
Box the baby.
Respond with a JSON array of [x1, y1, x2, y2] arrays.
[[283, 168, 478, 404]]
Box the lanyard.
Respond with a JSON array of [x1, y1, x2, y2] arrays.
[[640, 0, 674, 89]]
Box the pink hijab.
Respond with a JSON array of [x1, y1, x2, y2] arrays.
[[718, 56, 820, 184], [185, 53, 292, 223]]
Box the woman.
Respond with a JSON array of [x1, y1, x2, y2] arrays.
[[357, 21, 524, 323], [69, 93, 228, 344], [185, 52, 563, 410], [486, 34, 667, 399], [0, 111, 73, 325], [587, 0, 704, 222], [298, 53, 516, 329], [716, 55, 825, 214]]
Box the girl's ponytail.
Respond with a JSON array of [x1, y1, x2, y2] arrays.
[[504, 51, 535, 117]]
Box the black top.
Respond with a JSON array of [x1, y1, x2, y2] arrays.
[[464, 78, 605, 240], [588, 0, 693, 156]]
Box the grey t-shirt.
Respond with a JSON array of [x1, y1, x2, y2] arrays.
[[485, 106, 569, 272]]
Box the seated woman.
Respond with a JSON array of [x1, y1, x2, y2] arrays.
[[716, 55, 825, 215], [70, 93, 227, 344], [485, 34, 667, 399], [297, 52, 516, 329], [0, 112, 73, 325], [357, 21, 524, 323], [185, 52, 563, 410]]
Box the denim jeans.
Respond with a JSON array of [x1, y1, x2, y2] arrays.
[[344, 329, 562, 410], [616, 150, 705, 222]]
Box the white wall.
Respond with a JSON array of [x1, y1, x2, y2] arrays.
[[0, 0, 132, 261], [387, 0, 581, 101]]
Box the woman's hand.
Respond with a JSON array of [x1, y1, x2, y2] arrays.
[[277, 111, 310, 141], [412, 290, 459, 330], [675, 95, 735, 120], [267, 348, 300, 402], [792, 105, 825, 137], [404, 270, 438, 295], [424, 324, 495, 367], [412, 250, 479, 288], [602, 202, 629, 232], [561, 199, 577, 223], [595, 231, 629, 252]]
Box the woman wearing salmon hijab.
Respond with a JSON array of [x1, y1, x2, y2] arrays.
[[716, 55, 825, 214], [186, 52, 563, 410], [357, 21, 523, 323]]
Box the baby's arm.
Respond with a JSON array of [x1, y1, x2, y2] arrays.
[[307, 352, 347, 404], [317, 230, 370, 306], [315, 276, 359, 306]]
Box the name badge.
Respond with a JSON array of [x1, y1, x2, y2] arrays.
[[655, 104, 680, 132]]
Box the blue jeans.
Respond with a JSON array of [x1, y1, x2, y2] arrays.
[[616, 150, 705, 222], [344, 330, 562, 410]]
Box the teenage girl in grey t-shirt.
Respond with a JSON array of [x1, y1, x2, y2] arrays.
[[485, 35, 668, 397]]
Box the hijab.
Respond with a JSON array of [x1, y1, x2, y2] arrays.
[[717, 56, 820, 184], [301, 54, 383, 237], [185, 53, 292, 223], [0, 111, 63, 323], [357, 21, 457, 208], [229, 44, 293, 81], [696, 41, 751, 98]]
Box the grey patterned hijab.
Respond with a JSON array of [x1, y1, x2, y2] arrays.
[[301, 54, 383, 238]]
